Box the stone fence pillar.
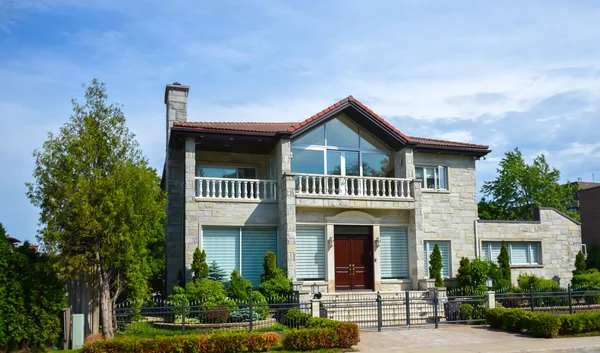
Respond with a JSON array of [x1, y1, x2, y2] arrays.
[[311, 299, 321, 318], [486, 291, 496, 309]]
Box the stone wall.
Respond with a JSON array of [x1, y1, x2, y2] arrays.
[[413, 152, 478, 278], [477, 208, 581, 286]]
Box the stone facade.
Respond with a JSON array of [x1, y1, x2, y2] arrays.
[[477, 208, 582, 286]]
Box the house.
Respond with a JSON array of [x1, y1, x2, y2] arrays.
[[163, 83, 582, 293], [579, 185, 600, 246], [5, 234, 21, 251], [566, 180, 600, 214]]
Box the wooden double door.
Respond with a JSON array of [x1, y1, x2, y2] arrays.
[[334, 226, 374, 291]]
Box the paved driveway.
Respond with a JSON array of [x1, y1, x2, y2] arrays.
[[357, 325, 600, 352]]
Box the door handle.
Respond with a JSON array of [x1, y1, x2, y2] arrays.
[[348, 264, 355, 276]]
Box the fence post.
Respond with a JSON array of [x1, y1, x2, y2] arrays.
[[568, 284, 573, 314], [181, 300, 186, 334], [405, 289, 411, 326], [310, 298, 321, 318], [376, 291, 382, 332], [485, 291, 496, 310], [249, 293, 254, 331], [433, 288, 439, 329], [530, 284, 535, 312]]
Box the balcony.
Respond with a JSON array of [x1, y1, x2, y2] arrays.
[[292, 173, 414, 199], [195, 177, 277, 201]]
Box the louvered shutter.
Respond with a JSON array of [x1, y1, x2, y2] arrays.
[[241, 228, 278, 287], [510, 243, 529, 264], [296, 226, 325, 280], [380, 227, 409, 279], [203, 227, 240, 277], [530, 243, 541, 264]]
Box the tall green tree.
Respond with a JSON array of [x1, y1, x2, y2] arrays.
[[191, 248, 209, 281], [479, 147, 578, 220], [456, 257, 473, 289], [26, 79, 166, 339], [0, 223, 9, 350], [497, 241, 511, 285], [429, 244, 444, 287]]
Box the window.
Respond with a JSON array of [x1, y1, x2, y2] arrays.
[[290, 115, 394, 177], [415, 166, 448, 190], [202, 227, 278, 287], [424, 241, 451, 278], [197, 166, 257, 179], [296, 225, 326, 280], [482, 242, 541, 265], [380, 227, 409, 279]]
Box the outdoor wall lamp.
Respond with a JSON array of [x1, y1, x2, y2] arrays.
[[311, 282, 321, 299], [328, 237, 334, 249], [374, 237, 380, 249], [486, 277, 493, 289]]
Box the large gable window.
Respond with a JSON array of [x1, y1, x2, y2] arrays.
[[291, 115, 394, 177]]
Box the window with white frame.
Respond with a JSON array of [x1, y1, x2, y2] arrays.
[[290, 115, 394, 178], [296, 225, 326, 280], [380, 227, 409, 279], [202, 227, 278, 287], [481, 241, 541, 265], [415, 166, 448, 190], [424, 241, 451, 278]]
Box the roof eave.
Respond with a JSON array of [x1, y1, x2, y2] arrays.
[[413, 145, 492, 157]]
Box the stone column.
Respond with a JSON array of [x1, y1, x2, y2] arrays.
[[395, 147, 415, 179], [276, 139, 297, 278], [485, 291, 496, 309], [164, 83, 189, 149], [183, 137, 197, 283], [409, 182, 423, 289], [373, 224, 382, 291], [310, 299, 321, 318], [326, 224, 335, 292]]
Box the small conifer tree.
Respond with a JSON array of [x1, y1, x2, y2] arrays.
[[456, 257, 473, 289], [191, 248, 209, 281], [429, 244, 444, 287], [573, 250, 586, 276], [208, 260, 227, 283], [497, 241, 511, 284]]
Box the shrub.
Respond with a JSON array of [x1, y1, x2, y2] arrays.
[[261, 251, 278, 282], [283, 328, 337, 350], [497, 241, 511, 284], [208, 261, 228, 284], [283, 308, 311, 327], [84, 333, 104, 344], [335, 322, 360, 348], [207, 306, 230, 323], [259, 252, 293, 301], [529, 313, 561, 338], [471, 259, 496, 287], [517, 274, 559, 292], [251, 291, 270, 319], [485, 308, 506, 329], [192, 248, 210, 281], [456, 257, 473, 289], [227, 270, 252, 301], [501, 309, 533, 332], [574, 250, 587, 276], [305, 317, 340, 329], [429, 244, 444, 287], [229, 308, 261, 322], [572, 269, 600, 288], [459, 303, 474, 321], [82, 331, 280, 353]]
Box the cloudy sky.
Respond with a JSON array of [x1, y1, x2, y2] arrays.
[[1, 0, 599, 243]]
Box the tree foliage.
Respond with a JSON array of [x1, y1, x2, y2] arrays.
[[227, 270, 252, 301], [208, 261, 228, 283], [192, 248, 209, 281], [479, 147, 578, 220], [497, 241, 512, 285], [259, 251, 292, 301], [574, 251, 587, 276], [456, 257, 473, 289], [0, 231, 67, 352], [26, 79, 166, 339], [429, 244, 444, 287]]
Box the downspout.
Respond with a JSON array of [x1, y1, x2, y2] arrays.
[[474, 218, 479, 258]]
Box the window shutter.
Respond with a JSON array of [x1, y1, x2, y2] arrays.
[[203, 227, 240, 277], [531, 243, 541, 264], [241, 228, 278, 288], [490, 243, 501, 263], [510, 243, 529, 264], [380, 227, 409, 279], [296, 225, 325, 280], [424, 241, 451, 278]]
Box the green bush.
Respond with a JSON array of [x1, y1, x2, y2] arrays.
[[501, 309, 533, 332], [529, 313, 561, 338], [456, 257, 473, 289], [486, 308, 506, 329], [305, 317, 340, 329], [459, 304, 474, 321], [259, 252, 293, 301], [497, 241, 512, 284], [261, 251, 278, 282], [82, 331, 281, 353], [572, 269, 600, 288], [192, 248, 209, 281], [282, 322, 360, 350], [471, 259, 496, 287], [517, 274, 559, 292], [429, 244, 444, 287], [282, 308, 311, 327], [229, 308, 261, 322], [226, 270, 252, 301], [251, 291, 270, 319]]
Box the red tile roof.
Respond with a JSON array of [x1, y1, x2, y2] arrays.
[[174, 96, 490, 153]]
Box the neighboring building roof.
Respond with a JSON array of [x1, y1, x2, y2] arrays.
[[578, 182, 600, 191], [5, 234, 20, 244], [173, 95, 490, 154]]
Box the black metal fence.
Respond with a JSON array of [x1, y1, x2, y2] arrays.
[[496, 285, 600, 315], [115, 293, 310, 337]]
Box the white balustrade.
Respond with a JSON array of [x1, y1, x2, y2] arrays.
[[294, 174, 413, 198], [195, 178, 277, 200]]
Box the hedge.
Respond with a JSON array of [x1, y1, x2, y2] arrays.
[[486, 308, 600, 338], [282, 322, 359, 350], [82, 331, 281, 353]]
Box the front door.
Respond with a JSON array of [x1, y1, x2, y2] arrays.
[[334, 226, 373, 291]]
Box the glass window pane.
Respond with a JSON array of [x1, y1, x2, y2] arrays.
[[203, 227, 240, 277], [292, 149, 324, 174], [415, 167, 424, 188], [380, 227, 409, 279], [325, 117, 359, 148], [241, 228, 277, 288], [238, 167, 256, 179], [360, 130, 388, 151], [197, 166, 237, 178], [511, 243, 529, 264], [362, 153, 394, 177], [327, 150, 342, 175], [296, 226, 325, 280], [425, 168, 435, 189], [345, 151, 360, 176], [531, 243, 541, 264], [438, 167, 448, 190], [293, 125, 325, 146]]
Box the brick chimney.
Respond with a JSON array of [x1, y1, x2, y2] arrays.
[[164, 82, 190, 148]]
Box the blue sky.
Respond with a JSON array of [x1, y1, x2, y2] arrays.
[[1, 0, 600, 243]]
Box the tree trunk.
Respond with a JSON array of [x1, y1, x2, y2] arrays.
[[99, 266, 114, 339]]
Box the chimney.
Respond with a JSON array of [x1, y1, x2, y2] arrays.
[[164, 82, 190, 148]]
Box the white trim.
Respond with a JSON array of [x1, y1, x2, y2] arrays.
[[415, 165, 449, 190], [326, 210, 381, 224]]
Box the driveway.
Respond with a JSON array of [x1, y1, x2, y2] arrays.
[[357, 325, 600, 352]]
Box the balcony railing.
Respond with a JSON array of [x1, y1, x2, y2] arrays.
[[195, 177, 277, 200], [293, 174, 413, 198]]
